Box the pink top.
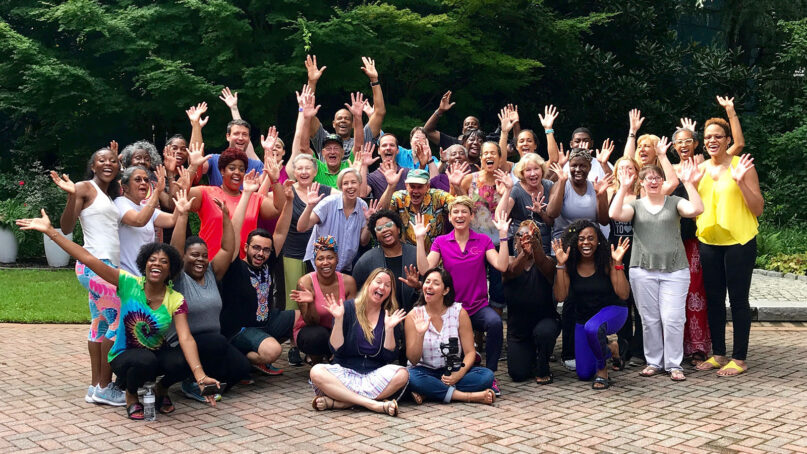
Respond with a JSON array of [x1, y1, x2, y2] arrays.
[[197, 186, 266, 260], [257, 167, 289, 234], [469, 173, 502, 244], [430, 229, 495, 316], [292, 271, 345, 342]]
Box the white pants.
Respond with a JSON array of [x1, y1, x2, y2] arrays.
[[630, 267, 690, 371]]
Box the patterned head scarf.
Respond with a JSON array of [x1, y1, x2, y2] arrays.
[[314, 236, 338, 255]]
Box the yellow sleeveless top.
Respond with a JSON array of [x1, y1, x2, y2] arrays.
[[696, 156, 758, 246]]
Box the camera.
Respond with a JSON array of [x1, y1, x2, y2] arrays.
[[439, 337, 465, 376]]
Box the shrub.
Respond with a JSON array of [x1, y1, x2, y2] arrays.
[[766, 253, 807, 276]]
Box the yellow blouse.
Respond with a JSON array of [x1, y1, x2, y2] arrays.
[[696, 156, 758, 246]]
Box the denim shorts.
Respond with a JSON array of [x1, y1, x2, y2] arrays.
[[230, 309, 295, 354]]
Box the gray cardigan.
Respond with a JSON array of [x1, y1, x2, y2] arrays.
[[352, 243, 419, 311]]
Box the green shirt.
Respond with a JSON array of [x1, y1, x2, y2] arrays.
[[314, 151, 354, 188]]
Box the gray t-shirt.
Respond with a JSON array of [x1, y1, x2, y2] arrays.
[[166, 268, 222, 347], [628, 196, 689, 271], [552, 180, 601, 240], [311, 124, 376, 161]]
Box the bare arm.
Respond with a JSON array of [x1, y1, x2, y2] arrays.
[[423, 90, 456, 145], [545, 163, 567, 218], [622, 109, 644, 159], [718, 96, 745, 156], [361, 57, 385, 139]]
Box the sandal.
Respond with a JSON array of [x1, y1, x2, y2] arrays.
[[670, 369, 687, 381], [717, 360, 747, 377], [689, 352, 707, 367], [383, 399, 399, 417], [127, 403, 144, 420], [592, 376, 610, 390], [411, 391, 424, 405], [695, 356, 725, 371], [311, 396, 334, 411], [535, 374, 554, 385], [157, 395, 175, 414], [611, 339, 627, 371], [639, 366, 663, 377]]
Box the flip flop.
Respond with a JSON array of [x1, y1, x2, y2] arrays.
[[157, 395, 175, 414], [717, 360, 747, 377], [696, 356, 724, 371], [592, 376, 610, 390], [127, 403, 144, 420], [639, 366, 663, 377], [383, 399, 399, 417], [670, 369, 687, 381], [411, 391, 424, 405], [311, 396, 334, 411]]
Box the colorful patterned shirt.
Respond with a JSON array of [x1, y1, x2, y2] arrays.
[[391, 188, 454, 251], [109, 271, 188, 361]]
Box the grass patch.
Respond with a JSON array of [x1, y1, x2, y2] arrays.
[[0, 269, 89, 323]]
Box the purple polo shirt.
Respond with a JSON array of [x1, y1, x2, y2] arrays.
[[430, 229, 494, 316]]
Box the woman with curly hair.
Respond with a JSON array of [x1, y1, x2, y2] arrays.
[[552, 220, 631, 389], [18, 211, 223, 420], [309, 268, 408, 416]]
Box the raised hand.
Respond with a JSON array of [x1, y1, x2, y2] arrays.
[[680, 117, 697, 132], [438, 90, 455, 113], [242, 169, 261, 193], [186, 102, 209, 126], [551, 238, 569, 265], [360, 56, 379, 81], [153, 165, 167, 194], [415, 138, 432, 167], [362, 100, 374, 118], [323, 293, 344, 320], [187, 142, 211, 168], [109, 140, 119, 158], [410, 213, 428, 240], [219, 87, 238, 109], [557, 143, 569, 167], [492, 210, 512, 237], [410, 308, 430, 335], [679, 158, 703, 185], [629, 108, 645, 133], [360, 142, 379, 167], [384, 308, 407, 331], [213, 197, 230, 219], [399, 264, 421, 290], [498, 105, 515, 133], [593, 174, 614, 195], [731, 154, 755, 183], [380, 160, 403, 187], [174, 166, 193, 192], [290, 287, 315, 305], [263, 155, 282, 185], [16, 209, 53, 233], [507, 103, 519, 126], [716, 95, 735, 111], [595, 138, 614, 165], [526, 192, 547, 214], [617, 165, 636, 190], [656, 136, 672, 158], [282, 180, 295, 202], [345, 92, 366, 118], [539, 105, 559, 130], [50, 171, 76, 194], [173, 189, 195, 215], [494, 168, 513, 195], [363, 199, 380, 221], [163, 147, 178, 174], [307, 182, 325, 207], [549, 162, 567, 181], [305, 55, 327, 82], [260, 126, 279, 153], [611, 236, 631, 263], [447, 162, 471, 188]]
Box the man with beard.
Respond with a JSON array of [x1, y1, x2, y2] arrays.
[[305, 55, 386, 160], [185, 101, 265, 187], [219, 228, 301, 375], [363, 134, 438, 199]]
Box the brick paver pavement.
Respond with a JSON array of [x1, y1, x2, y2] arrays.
[[2, 323, 806, 453]]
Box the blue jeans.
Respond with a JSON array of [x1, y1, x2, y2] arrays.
[[408, 365, 494, 402], [575, 305, 628, 380], [469, 306, 503, 372]]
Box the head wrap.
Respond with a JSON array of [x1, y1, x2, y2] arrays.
[[314, 236, 338, 255]]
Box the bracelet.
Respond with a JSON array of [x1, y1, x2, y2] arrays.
[[544, 129, 554, 135], [193, 364, 202, 371], [370, 80, 381, 87], [435, 109, 443, 117], [614, 264, 624, 270], [197, 375, 206, 385], [298, 107, 303, 112], [628, 133, 636, 138], [556, 265, 566, 269], [499, 237, 509, 242]]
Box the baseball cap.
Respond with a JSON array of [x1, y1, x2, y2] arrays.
[[405, 169, 430, 185], [323, 134, 343, 148]]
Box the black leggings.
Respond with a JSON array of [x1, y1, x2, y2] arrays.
[[296, 325, 331, 356], [561, 301, 575, 360], [507, 317, 561, 381], [616, 297, 644, 361], [159, 333, 250, 392], [110, 348, 169, 395], [699, 238, 756, 360]]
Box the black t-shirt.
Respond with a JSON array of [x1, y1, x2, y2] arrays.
[[567, 267, 625, 324], [219, 256, 278, 338], [383, 254, 406, 311], [504, 265, 556, 338], [282, 185, 332, 259]]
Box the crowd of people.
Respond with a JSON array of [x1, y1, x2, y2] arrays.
[[16, 55, 763, 419]]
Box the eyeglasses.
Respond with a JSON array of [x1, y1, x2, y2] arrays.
[[249, 244, 273, 255], [704, 135, 726, 141], [643, 176, 663, 182], [674, 138, 694, 146], [374, 221, 395, 232]]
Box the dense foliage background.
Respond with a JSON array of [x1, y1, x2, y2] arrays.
[[1, 0, 806, 261]]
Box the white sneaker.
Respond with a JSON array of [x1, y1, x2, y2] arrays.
[[563, 359, 577, 371], [85, 385, 97, 403], [92, 383, 126, 406]]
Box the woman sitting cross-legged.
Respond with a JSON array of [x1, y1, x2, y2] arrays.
[[552, 220, 631, 390], [404, 267, 495, 405], [308, 268, 409, 416], [17, 210, 222, 420]]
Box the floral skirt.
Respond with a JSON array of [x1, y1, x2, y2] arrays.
[[312, 363, 405, 400], [683, 238, 711, 356]]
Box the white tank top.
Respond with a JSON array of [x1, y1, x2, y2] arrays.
[[78, 180, 121, 265]]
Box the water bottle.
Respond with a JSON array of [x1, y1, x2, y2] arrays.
[[141, 382, 157, 421]]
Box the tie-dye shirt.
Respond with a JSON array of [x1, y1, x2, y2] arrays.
[[108, 271, 188, 361]]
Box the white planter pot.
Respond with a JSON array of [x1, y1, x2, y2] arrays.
[[43, 228, 73, 267], [0, 227, 18, 263]]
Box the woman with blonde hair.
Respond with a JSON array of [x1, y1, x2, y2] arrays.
[[620, 109, 679, 195], [309, 268, 408, 416], [502, 153, 554, 254]]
